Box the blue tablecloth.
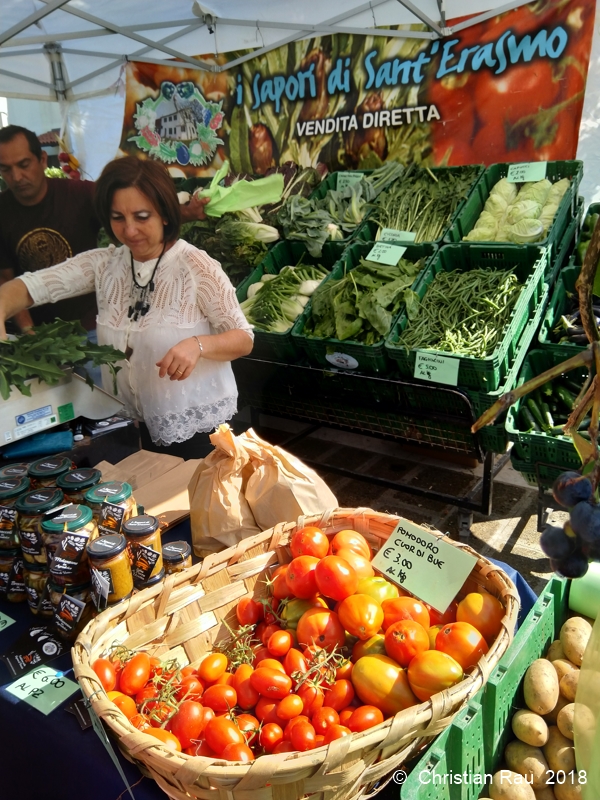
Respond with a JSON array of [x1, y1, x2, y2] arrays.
[[1, 526, 540, 800]]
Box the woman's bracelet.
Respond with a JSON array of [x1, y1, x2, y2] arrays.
[[193, 335, 203, 355]]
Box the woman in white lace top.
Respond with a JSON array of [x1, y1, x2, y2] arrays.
[[0, 157, 254, 456]]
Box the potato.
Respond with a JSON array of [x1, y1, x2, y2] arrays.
[[505, 741, 550, 788], [543, 726, 575, 774], [560, 618, 592, 666], [554, 771, 583, 800], [552, 659, 579, 683], [546, 639, 566, 662], [490, 770, 537, 800], [543, 693, 570, 725], [556, 704, 575, 740], [560, 671, 579, 702], [533, 788, 556, 800], [524, 660, 560, 715], [512, 709, 549, 747]]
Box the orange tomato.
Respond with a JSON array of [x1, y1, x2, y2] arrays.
[[323, 724, 351, 743], [145, 727, 182, 751], [130, 712, 151, 731], [330, 530, 372, 559], [108, 691, 137, 719], [249, 667, 292, 700], [277, 694, 304, 720], [314, 555, 358, 601], [204, 716, 246, 756], [221, 742, 255, 762], [407, 650, 463, 701], [456, 592, 504, 644], [268, 630, 294, 658], [435, 622, 489, 670], [352, 634, 386, 661], [384, 620, 429, 667], [427, 625, 443, 649], [334, 548, 374, 579], [296, 607, 346, 651], [347, 705, 384, 732], [232, 663, 260, 710], [323, 679, 355, 711], [381, 597, 430, 631], [198, 653, 228, 683], [338, 595, 383, 640], [290, 527, 330, 559], [202, 684, 238, 713], [351, 655, 418, 716], [258, 658, 286, 673]]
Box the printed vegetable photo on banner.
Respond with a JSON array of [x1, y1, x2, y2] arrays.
[[119, 0, 594, 176]]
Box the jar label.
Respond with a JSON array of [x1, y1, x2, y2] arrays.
[[0, 565, 9, 593], [0, 508, 17, 541], [18, 526, 44, 556], [91, 567, 113, 611], [131, 543, 161, 584], [54, 593, 86, 636], [98, 501, 125, 536], [7, 557, 25, 596], [49, 532, 89, 577]]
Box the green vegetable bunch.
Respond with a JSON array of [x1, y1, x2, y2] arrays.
[[305, 257, 424, 345], [0, 320, 125, 400], [397, 267, 523, 358]]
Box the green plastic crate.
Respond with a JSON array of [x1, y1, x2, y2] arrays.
[[569, 201, 600, 267], [538, 263, 582, 354], [401, 577, 569, 800], [292, 240, 435, 374], [386, 243, 547, 391], [445, 160, 583, 270], [544, 194, 584, 286], [236, 241, 346, 363], [506, 347, 585, 468], [509, 452, 565, 490], [358, 164, 485, 247]]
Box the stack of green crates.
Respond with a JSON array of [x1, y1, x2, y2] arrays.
[[401, 576, 568, 800]]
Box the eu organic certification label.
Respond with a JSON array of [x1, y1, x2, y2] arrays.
[[371, 519, 478, 612], [379, 228, 417, 244], [414, 351, 460, 386], [506, 161, 547, 183], [367, 242, 407, 266], [337, 172, 364, 191]]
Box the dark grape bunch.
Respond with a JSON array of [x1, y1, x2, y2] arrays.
[[541, 471, 599, 579]]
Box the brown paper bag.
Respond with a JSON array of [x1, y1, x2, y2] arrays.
[[241, 429, 338, 530], [187, 424, 260, 557]]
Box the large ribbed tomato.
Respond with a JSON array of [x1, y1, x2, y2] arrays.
[[351, 655, 418, 716], [456, 592, 504, 644], [407, 650, 464, 701], [296, 607, 345, 651], [384, 620, 429, 667], [381, 597, 430, 631], [435, 622, 489, 670], [338, 594, 383, 640]]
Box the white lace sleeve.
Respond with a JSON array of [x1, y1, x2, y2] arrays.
[[19, 247, 114, 307], [187, 246, 254, 341]]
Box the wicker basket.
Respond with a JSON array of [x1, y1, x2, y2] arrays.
[[72, 508, 520, 800]]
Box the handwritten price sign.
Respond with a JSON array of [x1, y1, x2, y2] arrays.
[[0, 611, 15, 632], [337, 172, 364, 191], [371, 518, 477, 612], [506, 161, 547, 183], [5, 665, 79, 715], [414, 351, 460, 386], [367, 242, 407, 266]]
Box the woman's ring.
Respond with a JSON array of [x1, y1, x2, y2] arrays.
[[175, 368, 183, 375]]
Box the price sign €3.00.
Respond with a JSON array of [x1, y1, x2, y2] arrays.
[[371, 518, 477, 612]]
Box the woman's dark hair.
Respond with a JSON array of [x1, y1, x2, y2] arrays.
[[95, 156, 181, 245]]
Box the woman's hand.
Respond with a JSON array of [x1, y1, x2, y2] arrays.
[[156, 337, 202, 381]]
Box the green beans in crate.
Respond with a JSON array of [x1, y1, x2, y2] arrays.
[[292, 240, 436, 374], [385, 243, 547, 391], [506, 347, 587, 469], [236, 241, 346, 362]]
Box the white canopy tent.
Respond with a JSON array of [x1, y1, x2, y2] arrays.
[[1, 0, 600, 200]]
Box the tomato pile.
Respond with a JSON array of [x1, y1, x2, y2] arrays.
[[91, 527, 505, 761]]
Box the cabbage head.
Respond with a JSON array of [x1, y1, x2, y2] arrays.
[[518, 179, 551, 206], [473, 211, 498, 233], [506, 200, 542, 225], [506, 219, 544, 243], [539, 202, 559, 232], [495, 226, 512, 242], [484, 193, 509, 219], [490, 177, 518, 205], [464, 225, 497, 242], [547, 178, 570, 205]]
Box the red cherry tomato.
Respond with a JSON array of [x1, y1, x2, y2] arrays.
[[285, 556, 320, 599], [283, 647, 308, 677], [347, 705, 384, 732], [290, 527, 329, 559], [169, 700, 205, 749], [92, 658, 117, 692], [236, 713, 260, 746], [250, 667, 292, 700], [175, 675, 204, 702], [323, 679, 355, 711], [119, 653, 151, 696], [323, 724, 351, 744], [277, 694, 304, 721], [232, 664, 260, 710], [290, 720, 317, 751], [259, 722, 284, 753], [268, 630, 293, 658], [236, 597, 265, 626], [312, 706, 340, 735], [202, 684, 238, 713], [204, 717, 245, 756], [315, 555, 358, 601]]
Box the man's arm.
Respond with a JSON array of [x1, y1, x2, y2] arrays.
[[0, 268, 34, 331], [179, 195, 211, 222]]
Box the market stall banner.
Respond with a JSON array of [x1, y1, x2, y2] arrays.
[[119, 0, 595, 176]]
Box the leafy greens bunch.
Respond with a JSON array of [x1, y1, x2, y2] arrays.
[[304, 257, 424, 345], [0, 320, 125, 400]]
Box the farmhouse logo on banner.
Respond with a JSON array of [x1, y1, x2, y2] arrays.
[[120, 0, 594, 176]]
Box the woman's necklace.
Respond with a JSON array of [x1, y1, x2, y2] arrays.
[[128, 243, 166, 321]]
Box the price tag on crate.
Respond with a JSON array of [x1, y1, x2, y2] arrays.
[[0, 611, 15, 632], [506, 161, 547, 183], [379, 228, 416, 243], [367, 242, 407, 265], [337, 172, 363, 191], [371, 518, 477, 612], [5, 665, 79, 715], [414, 351, 460, 386]]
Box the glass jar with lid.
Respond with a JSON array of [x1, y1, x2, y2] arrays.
[[43, 504, 99, 586], [162, 541, 193, 574], [0, 549, 27, 602], [23, 563, 53, 616], [48, 580, 93, 639], [0, 476, 31, 549], [27, 456, 74, 489], [15, 487, 65, 565], [122, 515, 163, 588], [84, 481, 137, 534], [0, 463, 30, 480], [86, 533, 134, 609], [56, 468, 102, 506]]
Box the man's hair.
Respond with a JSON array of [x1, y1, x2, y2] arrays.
[[95, 156, 181, 245], [0, 125, 43, 159]]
